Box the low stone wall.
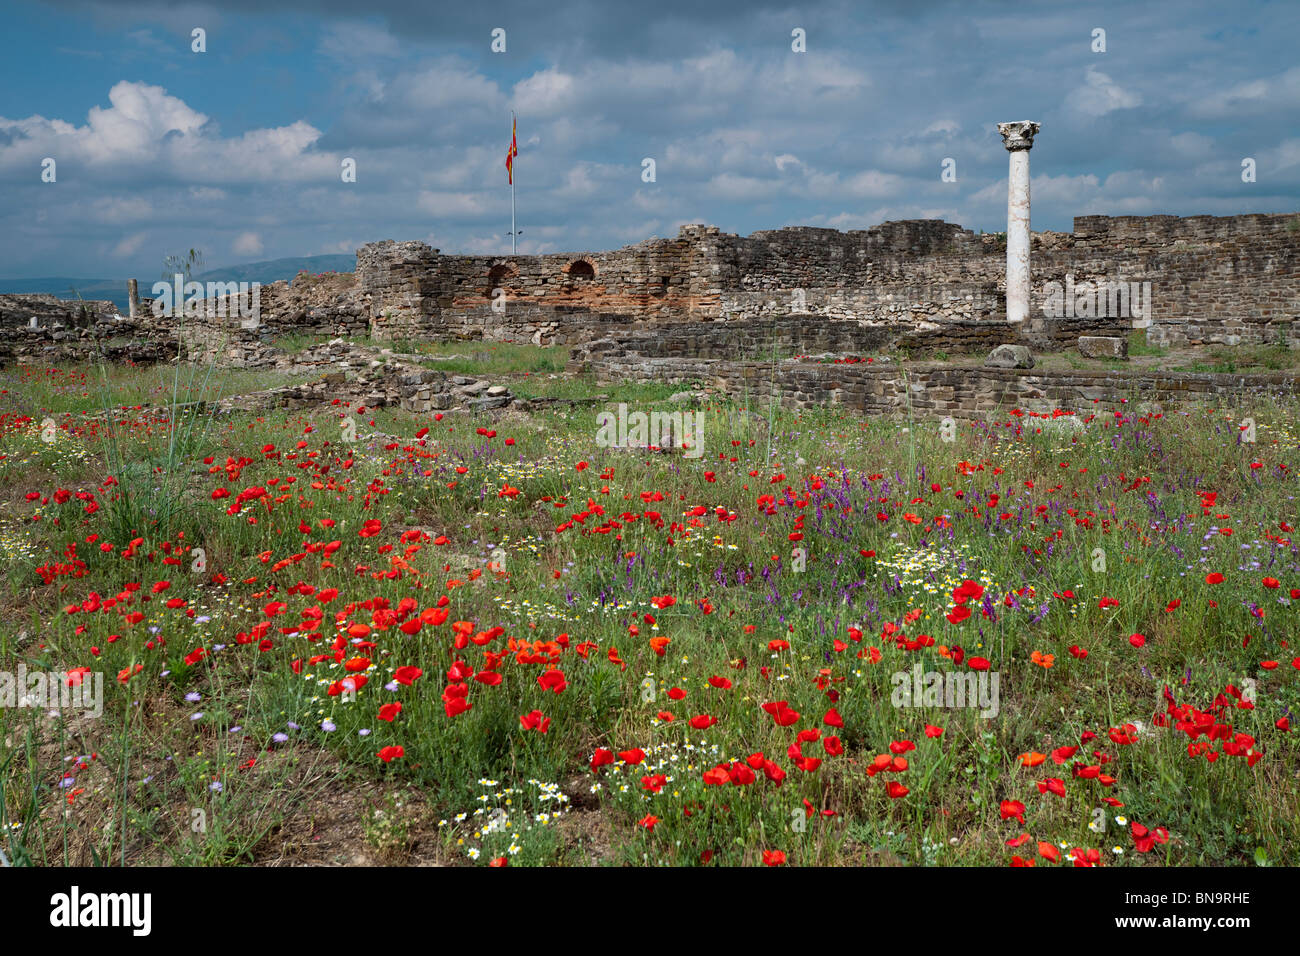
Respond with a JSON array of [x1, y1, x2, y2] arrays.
[[0, 318, 179, 367], [576, 349, 1300, 420], [0, 293, 119, 330], [567, 314, 1131, 368], [194, 338, 520, 415]]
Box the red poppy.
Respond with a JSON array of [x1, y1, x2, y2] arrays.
[[537, 669, 567, 693], [946, 606, 971, 625], [514, 710, 546, 734], [761, 700, 800, 726], [1037, 778, 1066, 798]]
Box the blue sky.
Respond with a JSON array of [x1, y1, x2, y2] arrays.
[[1, 0, 1297, 277]]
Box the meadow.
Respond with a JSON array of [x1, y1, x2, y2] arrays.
[[0, 350, 1296, 867]]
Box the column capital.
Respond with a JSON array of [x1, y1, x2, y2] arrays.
[[998, 121, 1040, 151]]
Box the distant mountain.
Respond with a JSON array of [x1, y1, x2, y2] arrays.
[[0, 254, 358, 312], [194, 254, 356, 285]]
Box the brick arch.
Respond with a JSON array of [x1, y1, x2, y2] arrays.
[[563, 257, 597, 279], [486, 262, 518, 297]]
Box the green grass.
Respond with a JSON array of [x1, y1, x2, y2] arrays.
[[2, 358, 1298, 867], [1127, 329, 1167, 357], [1179, 344, 1298, 375], [394, 341, 567, 376]]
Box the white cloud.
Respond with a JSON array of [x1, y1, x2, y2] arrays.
[[111, 232, 148, 257], [399, 59, 505, 112], [232, 232, 264, 256], [417, 190, 488, 219], [89, 196, 153, 223], [513, 68, 578, 115], [0, 81, 332, 183], [923, 120, 960, 137], [1188, 66, 1300, 119], [1065, 68, 1142, 117]]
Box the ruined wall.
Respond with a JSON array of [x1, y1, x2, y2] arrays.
[[1052, 214, 1300, 347], [0, 293, 119, 330], [576, 349, 1300, 421], [0, 318, 178, 367], [356, 230, 714, 342], [169, 211, 1300, 352], [568, 314, 1128, 367]]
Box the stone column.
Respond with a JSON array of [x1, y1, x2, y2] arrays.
[[127, 278, 139, 319], [997, 121, 1040, 326]]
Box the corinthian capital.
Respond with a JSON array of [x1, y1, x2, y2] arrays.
[[998, 121, 1040, 151]]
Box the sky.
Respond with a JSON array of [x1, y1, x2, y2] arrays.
[[1, 0, 1297, 277]]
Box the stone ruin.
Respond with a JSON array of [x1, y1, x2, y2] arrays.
[[2, 209, 1298, 420]]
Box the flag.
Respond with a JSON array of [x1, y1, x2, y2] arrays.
[[506, 116, 518, 185]]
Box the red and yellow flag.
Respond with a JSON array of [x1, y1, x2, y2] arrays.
[[506, 116, 518, 184]]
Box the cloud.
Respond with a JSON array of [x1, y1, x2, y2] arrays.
[[89, 196, 153, 223], [5, 0, 1300, 279], [1187, 66, 1300, 119], [513, 68, 579, 115], [417, 190, 488, 219], [0, 81, 332, 184], [232, 231, 264, 255], [1064, 68, 1142, 117], [317, 21, 401, 63], [111, 232, 148, 257]]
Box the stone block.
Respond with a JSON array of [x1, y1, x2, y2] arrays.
[[1078, 335, 1129, 360], [984, 344, 1034, 369]]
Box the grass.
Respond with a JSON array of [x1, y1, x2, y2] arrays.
[[1, 355, 1298, 867], [1127, 329, 1167, 357], [270, 333, 335, 355], [395, 341, 566, 376], [1179, 345, 1298, 375]]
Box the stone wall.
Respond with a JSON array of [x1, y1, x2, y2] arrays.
[[0, 293, 120, 330], [567, 314, 1131, 366], [0, 317, 178, 367], [576, 349, 1300, 421], [18, 210, 1296, 357], [310, 211, 1300, 352]]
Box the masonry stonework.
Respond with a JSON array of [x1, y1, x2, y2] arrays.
[[201, 211, 1297, 353]]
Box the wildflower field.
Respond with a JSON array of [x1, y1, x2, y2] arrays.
[[1, 355, 1297, 868]]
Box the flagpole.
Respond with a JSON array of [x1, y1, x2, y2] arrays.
[[510, 111, 517, 256]]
